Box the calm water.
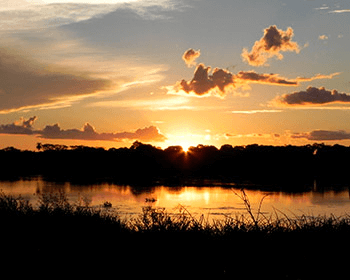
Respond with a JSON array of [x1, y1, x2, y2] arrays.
[[1, 177, 350, 219]]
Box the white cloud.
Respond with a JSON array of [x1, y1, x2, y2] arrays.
[[90, 96, 193, 111], [0, 0, 177, 30], [329, 9, 350, 14], [231, 109, 282, 114]]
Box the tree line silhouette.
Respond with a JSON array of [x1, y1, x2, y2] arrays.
[[1, 141, 350, 188]]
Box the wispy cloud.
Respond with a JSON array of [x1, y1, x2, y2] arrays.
[[224, 132, 280, 139], [231, 109, 282, 114], [0, 0, 179, 30], [0, 48, 114, 114], [0, 32, 167, 114], [90, 96, 194, 111], [329, 9, 350, 14], [315, 6, 330, 11]]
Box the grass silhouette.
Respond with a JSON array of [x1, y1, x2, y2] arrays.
[[1, 190, 350, 279]]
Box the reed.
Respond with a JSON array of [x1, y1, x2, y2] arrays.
[[1, 190, 350, 279]]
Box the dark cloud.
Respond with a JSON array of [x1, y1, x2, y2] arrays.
[[168, 45, 338, 97], [174, 63, 235, 97], [40, 123, 167, 142], [235, 71, 298, 86], [0, 116, 37, 135], [182, 48, 201, 68], [274, 86, 350, 106], [169, 63, 335, 97], [242, 25, 300, 66], [0, 116, 166, 142], [114, 126, 167, 142], [0, 49, 113, 113], [21, 116, 37, 129], [291, 130, 350, 141]]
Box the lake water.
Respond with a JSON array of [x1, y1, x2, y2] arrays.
[[1, 177, 350, 220]]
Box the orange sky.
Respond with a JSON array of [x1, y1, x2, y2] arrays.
[[1, 0, 350, 150]]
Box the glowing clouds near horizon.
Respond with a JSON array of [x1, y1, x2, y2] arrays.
[[242, 25, 300, 66], [0, 116, 167, 142]]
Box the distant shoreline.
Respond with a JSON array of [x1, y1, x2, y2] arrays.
[[1, 142, 350, 190]]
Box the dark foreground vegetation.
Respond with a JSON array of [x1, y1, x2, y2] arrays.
[[2, 142, 350, 189], [1, 190, 350, 279]]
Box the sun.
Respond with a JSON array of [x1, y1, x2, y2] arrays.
[[178, 141, 192, 152]]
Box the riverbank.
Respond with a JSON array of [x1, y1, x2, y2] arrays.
[[1, 190, 349, 279]]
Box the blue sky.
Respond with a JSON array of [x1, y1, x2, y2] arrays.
[[1, 0, 350, 149]]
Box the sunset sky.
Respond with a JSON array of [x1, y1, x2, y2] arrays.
[[1, 0, 350, 150]]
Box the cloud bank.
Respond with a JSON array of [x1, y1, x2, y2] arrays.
[[0, 116, 37, 135], [291, 130, 350, 141], [182, 48, 201, 68], [0, 117, 166, 142], [242, 25, 300, 66], [274, 86, 350, 106]]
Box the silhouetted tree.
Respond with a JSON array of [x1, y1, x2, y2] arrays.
[[2, 142, 350, 187], [36, 142, 42, 151]]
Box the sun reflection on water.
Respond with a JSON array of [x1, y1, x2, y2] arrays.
[[1, 178, 350, 220]]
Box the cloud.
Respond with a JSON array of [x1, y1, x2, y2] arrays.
[[273, 86, 350, 106], [0, 116, 166, 142], [90, 96, 193, 111], [235, 71, 298, 86], [329, 9, 350, 14], [169, 64, 296, 97], [113, 126, 167, 142], [294, 72, 340, 82], [315, 6, 330, 11], [0, 0, 178, 30], [0, 35, 168, 114], [182, 48, 201, 68], [41, 123, 167, 142], [242, 25, 300, 66], [167, 59, 338, 97], [0, 48, 116, 114], [0, 3, 120, 30], [231, 109, 282, 114], [224, 132, 278, 139], [0, 116, 37, 135], [291, 130, 350, 141], [171, 64, 236, 97]]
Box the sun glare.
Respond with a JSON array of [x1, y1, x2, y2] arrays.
[[178, 141, 192, 152]]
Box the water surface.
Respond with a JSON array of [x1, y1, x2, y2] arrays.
[[1, 177, 350, 219]]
